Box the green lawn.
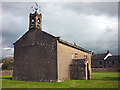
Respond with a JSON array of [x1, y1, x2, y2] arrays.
[[0, 72, 120, 88]]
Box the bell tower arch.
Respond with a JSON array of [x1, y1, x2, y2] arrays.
[[29, 11, 42, 30], [29, 2, 42, 30]]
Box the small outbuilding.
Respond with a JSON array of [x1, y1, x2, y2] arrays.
[[70, 59, 90, 80]]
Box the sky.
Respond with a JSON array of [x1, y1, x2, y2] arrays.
[[0, 1, 119, 59]]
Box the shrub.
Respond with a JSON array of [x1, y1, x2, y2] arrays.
[[2, 60, 13, 70]]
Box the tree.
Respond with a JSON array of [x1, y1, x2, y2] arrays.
[[2, 60, 13, 70]]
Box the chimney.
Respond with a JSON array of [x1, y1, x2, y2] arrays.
[[92, 52, 95, 55], [74, 43, 77, 46], [107, 50, 110, 53]]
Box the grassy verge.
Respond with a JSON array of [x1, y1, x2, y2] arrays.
[[1, 72, 119, 88]]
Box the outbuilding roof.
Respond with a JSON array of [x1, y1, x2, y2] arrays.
[[91, 53, 108, 60], [14, 30, 91, 54], [106, 55, 120, 61]]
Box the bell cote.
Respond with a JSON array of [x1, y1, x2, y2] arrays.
[[29, 11, 42, 30]]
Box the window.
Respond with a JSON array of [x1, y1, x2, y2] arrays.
[[107, 61, 109, 64], [112, 61, 114, 64], [84, 55, 87, 59], [32, 19, 34, 22], [75, 53, 78, 58], [37, 24, 39, 28], [84, 55, 86, 57], [99, 61, 102, 65]]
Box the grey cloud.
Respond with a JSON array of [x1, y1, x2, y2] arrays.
[[62, 2, 118, 17], [1, 2, 118, 59]]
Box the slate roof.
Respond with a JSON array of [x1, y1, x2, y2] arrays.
[[91, 53, 108, 60], [14, 29, 91, 54], [37, 30, 91, 53], [44, 31, 91, 53], [58, 38, 91, 53], [106, 55, 120, 61]]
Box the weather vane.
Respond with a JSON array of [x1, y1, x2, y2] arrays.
[[31, 2, 41, 13]]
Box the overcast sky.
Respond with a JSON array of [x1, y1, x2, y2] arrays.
[[1, 2, 118, 59]]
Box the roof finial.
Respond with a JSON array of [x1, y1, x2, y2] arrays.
[[31, 2, 41, 13], [35, 2, 38, 11], [74, 42, 77, 46]]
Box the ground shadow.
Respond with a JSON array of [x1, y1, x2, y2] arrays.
[[103, 77, 120, 81], [92, 77, 120, 81], [0, 77, 12, 80]]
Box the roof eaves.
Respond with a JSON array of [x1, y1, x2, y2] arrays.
[[57, 38, 91, 53]]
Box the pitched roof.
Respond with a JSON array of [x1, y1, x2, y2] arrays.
[[14, 29, 56, 45], [57, 38, 91, 53], [106, 55, 120, 61], [91, 53, 108, 60], [14, 29, 91, 53]]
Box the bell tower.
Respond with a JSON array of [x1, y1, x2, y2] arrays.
[[29, 3, 42, 30]]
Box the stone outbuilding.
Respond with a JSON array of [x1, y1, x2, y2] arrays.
[[70, 59, 90, 80], [13, 10, 91, 82], [91, 50, 112, 68], [91, 50, 120, 69]]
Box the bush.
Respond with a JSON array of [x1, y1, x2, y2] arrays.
[[2, 60, 13, 70]]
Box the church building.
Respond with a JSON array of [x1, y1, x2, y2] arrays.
[[13, 8, 91, 82]]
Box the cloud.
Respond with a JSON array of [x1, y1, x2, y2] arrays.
[[1, 2, 118, 59], [2, 47, 14, 59], [62, 2, 118, 17]]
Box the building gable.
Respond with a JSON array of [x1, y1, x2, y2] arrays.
[[92, 53, 107, 60], [14, 29, 56, 47], [92, 50, 112, 60], [104, 53, 112, 60], [13, 29, 58, 82]]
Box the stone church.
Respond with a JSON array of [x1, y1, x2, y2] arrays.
[[13, 9, 91, 82]]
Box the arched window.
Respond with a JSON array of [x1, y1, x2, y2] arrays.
[[32, 19, 34, 23], [99, 61, 102, 65], [112, 61, 114, 64], [38, 19, 40, 23]]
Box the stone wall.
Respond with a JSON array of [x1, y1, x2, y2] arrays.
[[13, 30, 58, 82], [92, 68, 120, 72], [70, 64, 86, 80], [70, 59, 88, 80], [91, 59, 104, 68], [57, 41, 91, 82], [2, 70, 13, 75], [91, 56, 120, 69]]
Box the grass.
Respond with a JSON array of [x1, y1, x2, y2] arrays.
[[0, 72, 120, 88]]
